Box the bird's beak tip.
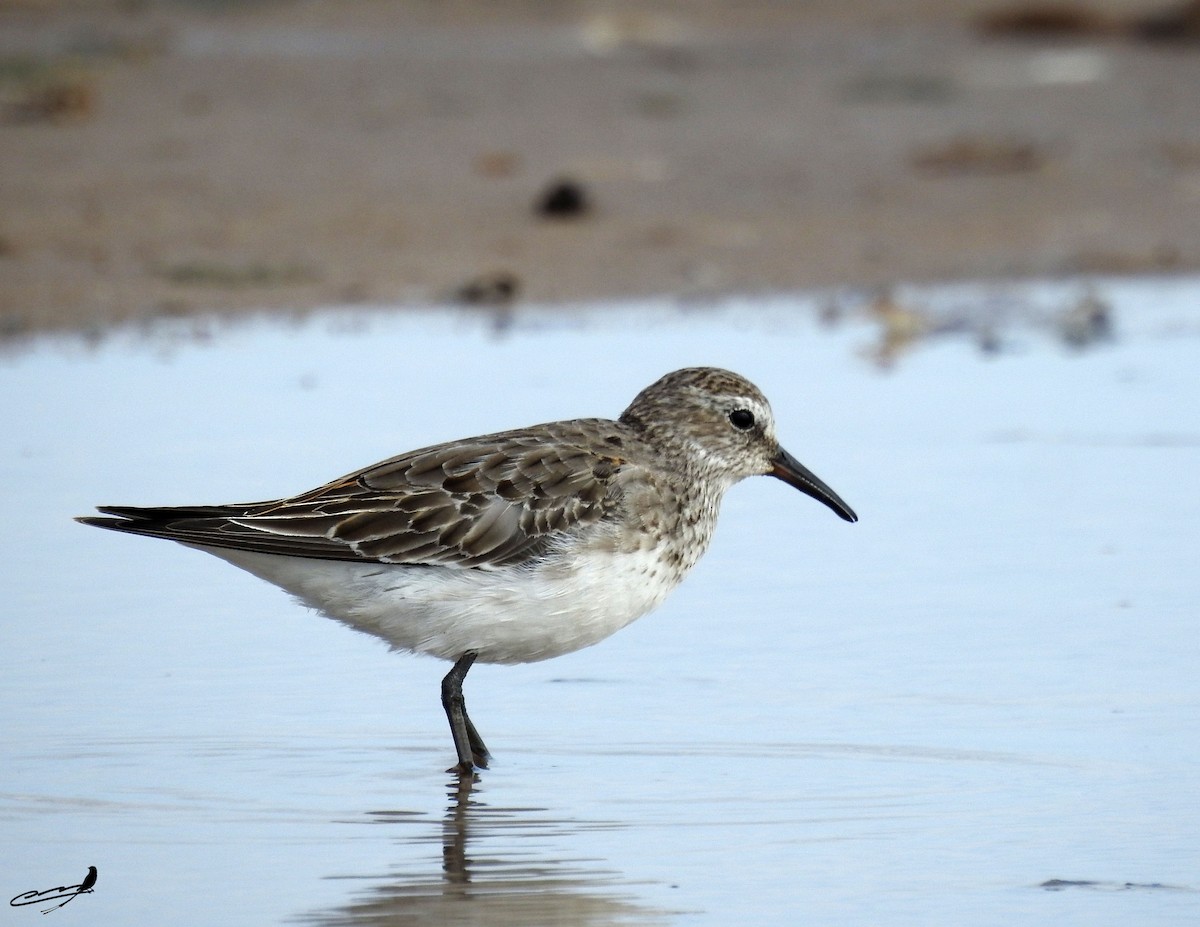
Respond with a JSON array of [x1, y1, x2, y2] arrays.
[[770, 448, 858, 523]]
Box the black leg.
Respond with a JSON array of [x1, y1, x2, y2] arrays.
[[441, 652, 491, 773]]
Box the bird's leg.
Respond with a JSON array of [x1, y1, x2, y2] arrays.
[[441, 652, 491, 773], [463, 711, 490, 766]]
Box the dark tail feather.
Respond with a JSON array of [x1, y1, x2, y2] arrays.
[[75, 504, 249, 540], [92, 503, 245, 521], [76, 503, 358, 560]]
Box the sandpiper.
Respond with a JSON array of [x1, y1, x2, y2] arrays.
[[79, 367, 857, 774]]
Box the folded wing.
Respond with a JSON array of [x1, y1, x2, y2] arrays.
[[79, 421, 630, 569]]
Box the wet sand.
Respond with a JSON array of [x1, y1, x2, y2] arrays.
[[2, 0, 1199, 338]]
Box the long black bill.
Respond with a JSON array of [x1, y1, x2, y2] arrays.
[[770, 447, 858, 523]]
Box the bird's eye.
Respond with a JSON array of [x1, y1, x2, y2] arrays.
[[728, 408, 755, 430]]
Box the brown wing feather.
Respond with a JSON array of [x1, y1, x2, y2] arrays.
[[81, 420, 636, 568]]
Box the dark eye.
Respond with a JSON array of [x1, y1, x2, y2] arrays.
[[728, 408, 755, 430]]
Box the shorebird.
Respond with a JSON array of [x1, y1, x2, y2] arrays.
[[79, 367, 857, 774]]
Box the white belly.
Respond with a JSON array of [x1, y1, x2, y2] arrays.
[[194, 542, 683, 664]]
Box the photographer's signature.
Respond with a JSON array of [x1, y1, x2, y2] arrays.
[[10, 867, 97, 914]]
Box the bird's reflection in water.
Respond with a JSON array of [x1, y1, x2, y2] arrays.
[[299, 775, 675, 926]]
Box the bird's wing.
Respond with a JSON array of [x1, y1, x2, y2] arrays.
[[79, 420, 636, 568]]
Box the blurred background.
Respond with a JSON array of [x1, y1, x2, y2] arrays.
[[2, 0, 1199, 339]]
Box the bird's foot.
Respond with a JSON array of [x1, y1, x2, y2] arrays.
[[446, 749, 489, 776]]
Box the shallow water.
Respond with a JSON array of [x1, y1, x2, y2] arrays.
[[2, 279, 1199, 925]]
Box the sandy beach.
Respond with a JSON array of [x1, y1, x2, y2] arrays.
[[2, 0, 1199, 338]]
